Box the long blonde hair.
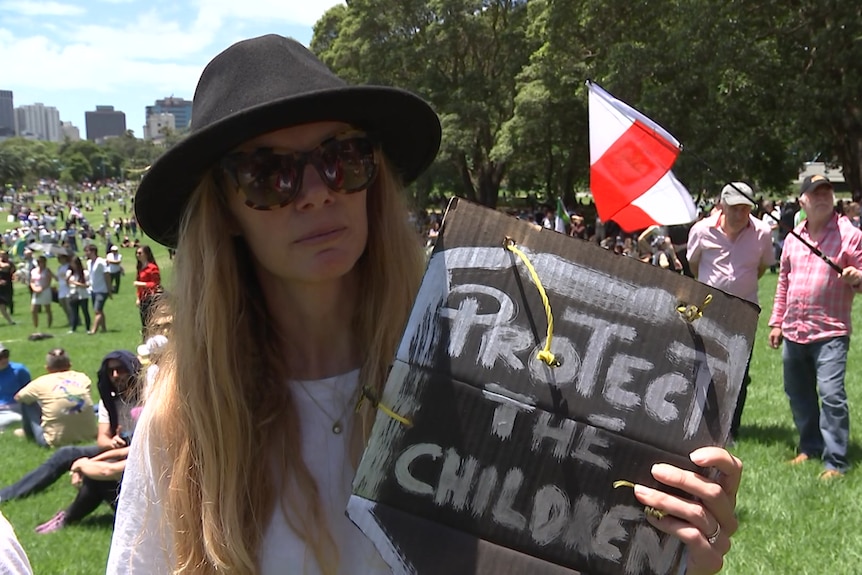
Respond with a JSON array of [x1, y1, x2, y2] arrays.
[[145, 155, 426, 574]]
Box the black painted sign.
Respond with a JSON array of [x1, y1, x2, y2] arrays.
[[348, 198, 758, 575]]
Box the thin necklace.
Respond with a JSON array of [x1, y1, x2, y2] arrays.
[[296, 378, 359, 435]]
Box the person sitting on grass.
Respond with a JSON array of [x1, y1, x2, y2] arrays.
[[0, 351, 141, 503], [12, 348, 96, 448], [0, 344, 32, 432], [34, 441, 132, 534]]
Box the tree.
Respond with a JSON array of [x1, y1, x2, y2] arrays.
[[783, 1, 862, 193], [314, 0, 532, 207], [0, 143, 26, 186], [499, 0, 591, 204], [64, 152, 92, 183]]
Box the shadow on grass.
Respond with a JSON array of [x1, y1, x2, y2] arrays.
[[73, 513, 115, 531], [737, 422, 797, 450], [740, 422, 862, 473]]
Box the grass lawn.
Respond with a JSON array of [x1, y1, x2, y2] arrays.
[[2, 210, 862, 573]]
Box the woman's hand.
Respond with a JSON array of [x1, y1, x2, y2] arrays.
[[633, 447, 742, 575]]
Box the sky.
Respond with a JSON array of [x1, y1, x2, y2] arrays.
[[1, 0, 344, 138]]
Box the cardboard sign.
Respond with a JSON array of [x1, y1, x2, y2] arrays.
[[348, 198, 758, 575]]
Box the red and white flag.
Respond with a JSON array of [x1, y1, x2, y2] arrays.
[[588, 81, 696, 232]]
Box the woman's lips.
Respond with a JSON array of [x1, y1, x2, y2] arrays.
[[294, 226, 347, 244]]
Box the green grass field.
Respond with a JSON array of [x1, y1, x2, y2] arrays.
[[2, 222, 862, 573]]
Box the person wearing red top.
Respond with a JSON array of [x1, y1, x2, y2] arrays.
[[768, 175, 862, 480], [132, 245, 161, 338]]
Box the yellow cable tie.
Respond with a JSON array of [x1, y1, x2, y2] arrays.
[[676, 293, 713, 322], [360, 386, 413, 428], [504, 238, 559, 368], [612, 480, 667, 519], [377, 403, 413, 427]]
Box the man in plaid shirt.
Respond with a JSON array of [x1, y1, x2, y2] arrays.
[[768, 175, 862, 480]]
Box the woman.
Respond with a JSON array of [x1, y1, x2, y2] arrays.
[[132, 245, 161, 338], [55, 253, 73, 327], [65, 256, 91, 333], [0, 251, 16, 324], [109, 35, 741, 575], [29, 255, 54, 329]]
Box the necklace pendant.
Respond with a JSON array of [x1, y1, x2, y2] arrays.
[[332, 422, 343, 435]]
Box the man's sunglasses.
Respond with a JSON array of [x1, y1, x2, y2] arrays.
[[220, 132, 379, 210]]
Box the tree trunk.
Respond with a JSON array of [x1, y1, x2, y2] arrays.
[[455, 153, 478, 203], [840, 132, 862, 196], [477, 161, 506, 209]]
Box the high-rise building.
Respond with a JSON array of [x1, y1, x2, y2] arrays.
[[145, 96, 192, 130], [61, 121, 81, 142], [143, 112, 176, 141], [0, 90, 14, 138], [15, 103, 61, 141], [85, 105, 126, 142]]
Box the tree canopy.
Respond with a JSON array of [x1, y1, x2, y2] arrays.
[[313, 0, 862, 206]]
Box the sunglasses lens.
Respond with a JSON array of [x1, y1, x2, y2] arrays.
[[316, 137, 377, 192], [230, 151, 300, 209]]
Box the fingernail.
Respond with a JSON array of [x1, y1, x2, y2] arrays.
[[690, 450, 709, 465]]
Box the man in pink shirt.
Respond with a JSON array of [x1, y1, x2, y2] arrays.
[[687, 182, 774, 440], [768, 174, 862, 480]]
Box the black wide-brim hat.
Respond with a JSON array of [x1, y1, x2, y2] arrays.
[[135, 34, 442, 247]]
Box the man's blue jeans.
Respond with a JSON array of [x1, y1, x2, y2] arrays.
[[783, 336, 850, 472], [0, 403, 22, 430], [20, 402, 48, 447], [0, 444, 102, 501]]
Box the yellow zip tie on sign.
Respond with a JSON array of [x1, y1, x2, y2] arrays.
[[677, 294, 713, 322], [612, 480, 667, 519], [360, 386, 413, 428], [504, 238, 559, 367]]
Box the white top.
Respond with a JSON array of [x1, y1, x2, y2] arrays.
[[106, 252, 123, 273], [65, 269, 89, 300], [0, 511, 33, 575], [97, 398, 137, 436], [87, 256, 109, 294], [56, 263, 70, 299], [107, 370, 389, 575]]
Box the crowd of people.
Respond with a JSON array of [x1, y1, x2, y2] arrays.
[[0, 184, 162, 338]]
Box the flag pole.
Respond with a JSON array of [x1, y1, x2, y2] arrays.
[[685, 150, 843, 275]]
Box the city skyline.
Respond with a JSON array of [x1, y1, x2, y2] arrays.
[[1, 0, 342, 138]]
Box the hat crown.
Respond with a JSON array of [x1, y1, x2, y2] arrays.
[[191, 35, 347, 133], [720, 182, 754, 206], [800, 174, 832, 195]]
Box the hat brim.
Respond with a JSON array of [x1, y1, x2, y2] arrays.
[[135, 86, 441, 247], [801, 181, 834, 196], [722, 197, 755, 207]]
